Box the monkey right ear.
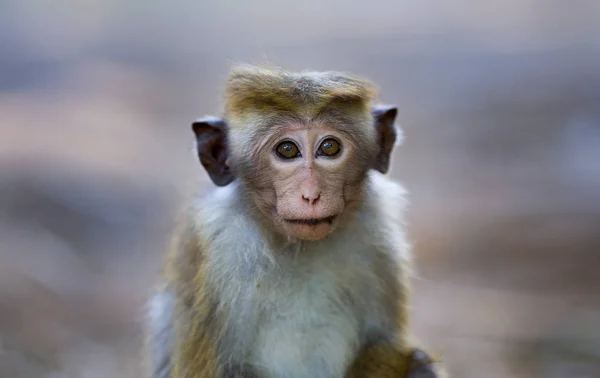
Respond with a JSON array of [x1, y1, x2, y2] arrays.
[[192, 117, 235, 186]]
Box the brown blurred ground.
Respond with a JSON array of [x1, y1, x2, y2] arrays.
[[1, 1, 600, 377]]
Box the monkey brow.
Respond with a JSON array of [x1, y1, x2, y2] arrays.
[[311, 111, 371, 139], [250, 123, 303, 157], [250, 113, 303, 136]]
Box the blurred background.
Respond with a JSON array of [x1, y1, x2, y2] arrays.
[[1, 1, 599, 377]]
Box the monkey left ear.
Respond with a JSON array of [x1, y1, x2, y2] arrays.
[[372, 104, 399, 174], [192, 117, 235, 186]]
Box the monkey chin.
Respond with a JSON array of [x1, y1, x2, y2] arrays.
[[282, 216, 337, 242]]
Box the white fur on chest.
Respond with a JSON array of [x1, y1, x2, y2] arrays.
[[249, 249, 366, 378], [205, 232, 393, 378]]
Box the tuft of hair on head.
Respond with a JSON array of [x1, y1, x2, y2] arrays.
[[223, 64, 379, 124]]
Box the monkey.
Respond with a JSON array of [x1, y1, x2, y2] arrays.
[[144, 64, 445, 378]]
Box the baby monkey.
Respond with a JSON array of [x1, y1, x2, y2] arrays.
[[145, 65, 445, 377]]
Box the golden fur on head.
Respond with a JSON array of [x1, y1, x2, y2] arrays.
[[223, 64, 378, 126]]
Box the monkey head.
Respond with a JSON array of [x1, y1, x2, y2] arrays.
[[192, 65, 399, 242]]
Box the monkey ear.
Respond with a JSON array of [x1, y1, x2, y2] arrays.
[[192, 117, 235, 186], [372, 104, 399, 174]]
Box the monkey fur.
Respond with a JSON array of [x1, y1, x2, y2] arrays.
[[144, 64, 445, 378]]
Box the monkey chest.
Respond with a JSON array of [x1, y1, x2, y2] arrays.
[[251, 302, 359, 376], [242, 274, 380, 377], [214, 242, 398, 377]]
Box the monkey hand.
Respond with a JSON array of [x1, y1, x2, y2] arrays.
[[404, 348, 444, 378], [347, 344, 445, 378]]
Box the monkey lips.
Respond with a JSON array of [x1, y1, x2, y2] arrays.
[[282, 215, 337, 241]]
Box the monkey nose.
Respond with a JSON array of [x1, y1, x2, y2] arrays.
[[301, 191, 321, 206]]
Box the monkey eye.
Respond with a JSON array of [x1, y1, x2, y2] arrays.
[[317, 138, 341, 157], [276, 141, 301, 159]]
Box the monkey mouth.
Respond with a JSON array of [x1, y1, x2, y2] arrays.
[[284, 215, 336, 226]]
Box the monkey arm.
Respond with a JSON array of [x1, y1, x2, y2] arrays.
[[169, 291, 220, 378], [144, 219, 222, 378]]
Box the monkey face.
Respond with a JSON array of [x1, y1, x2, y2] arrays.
[[225, 120, 374, 242], [264, 125, 363, 241]]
